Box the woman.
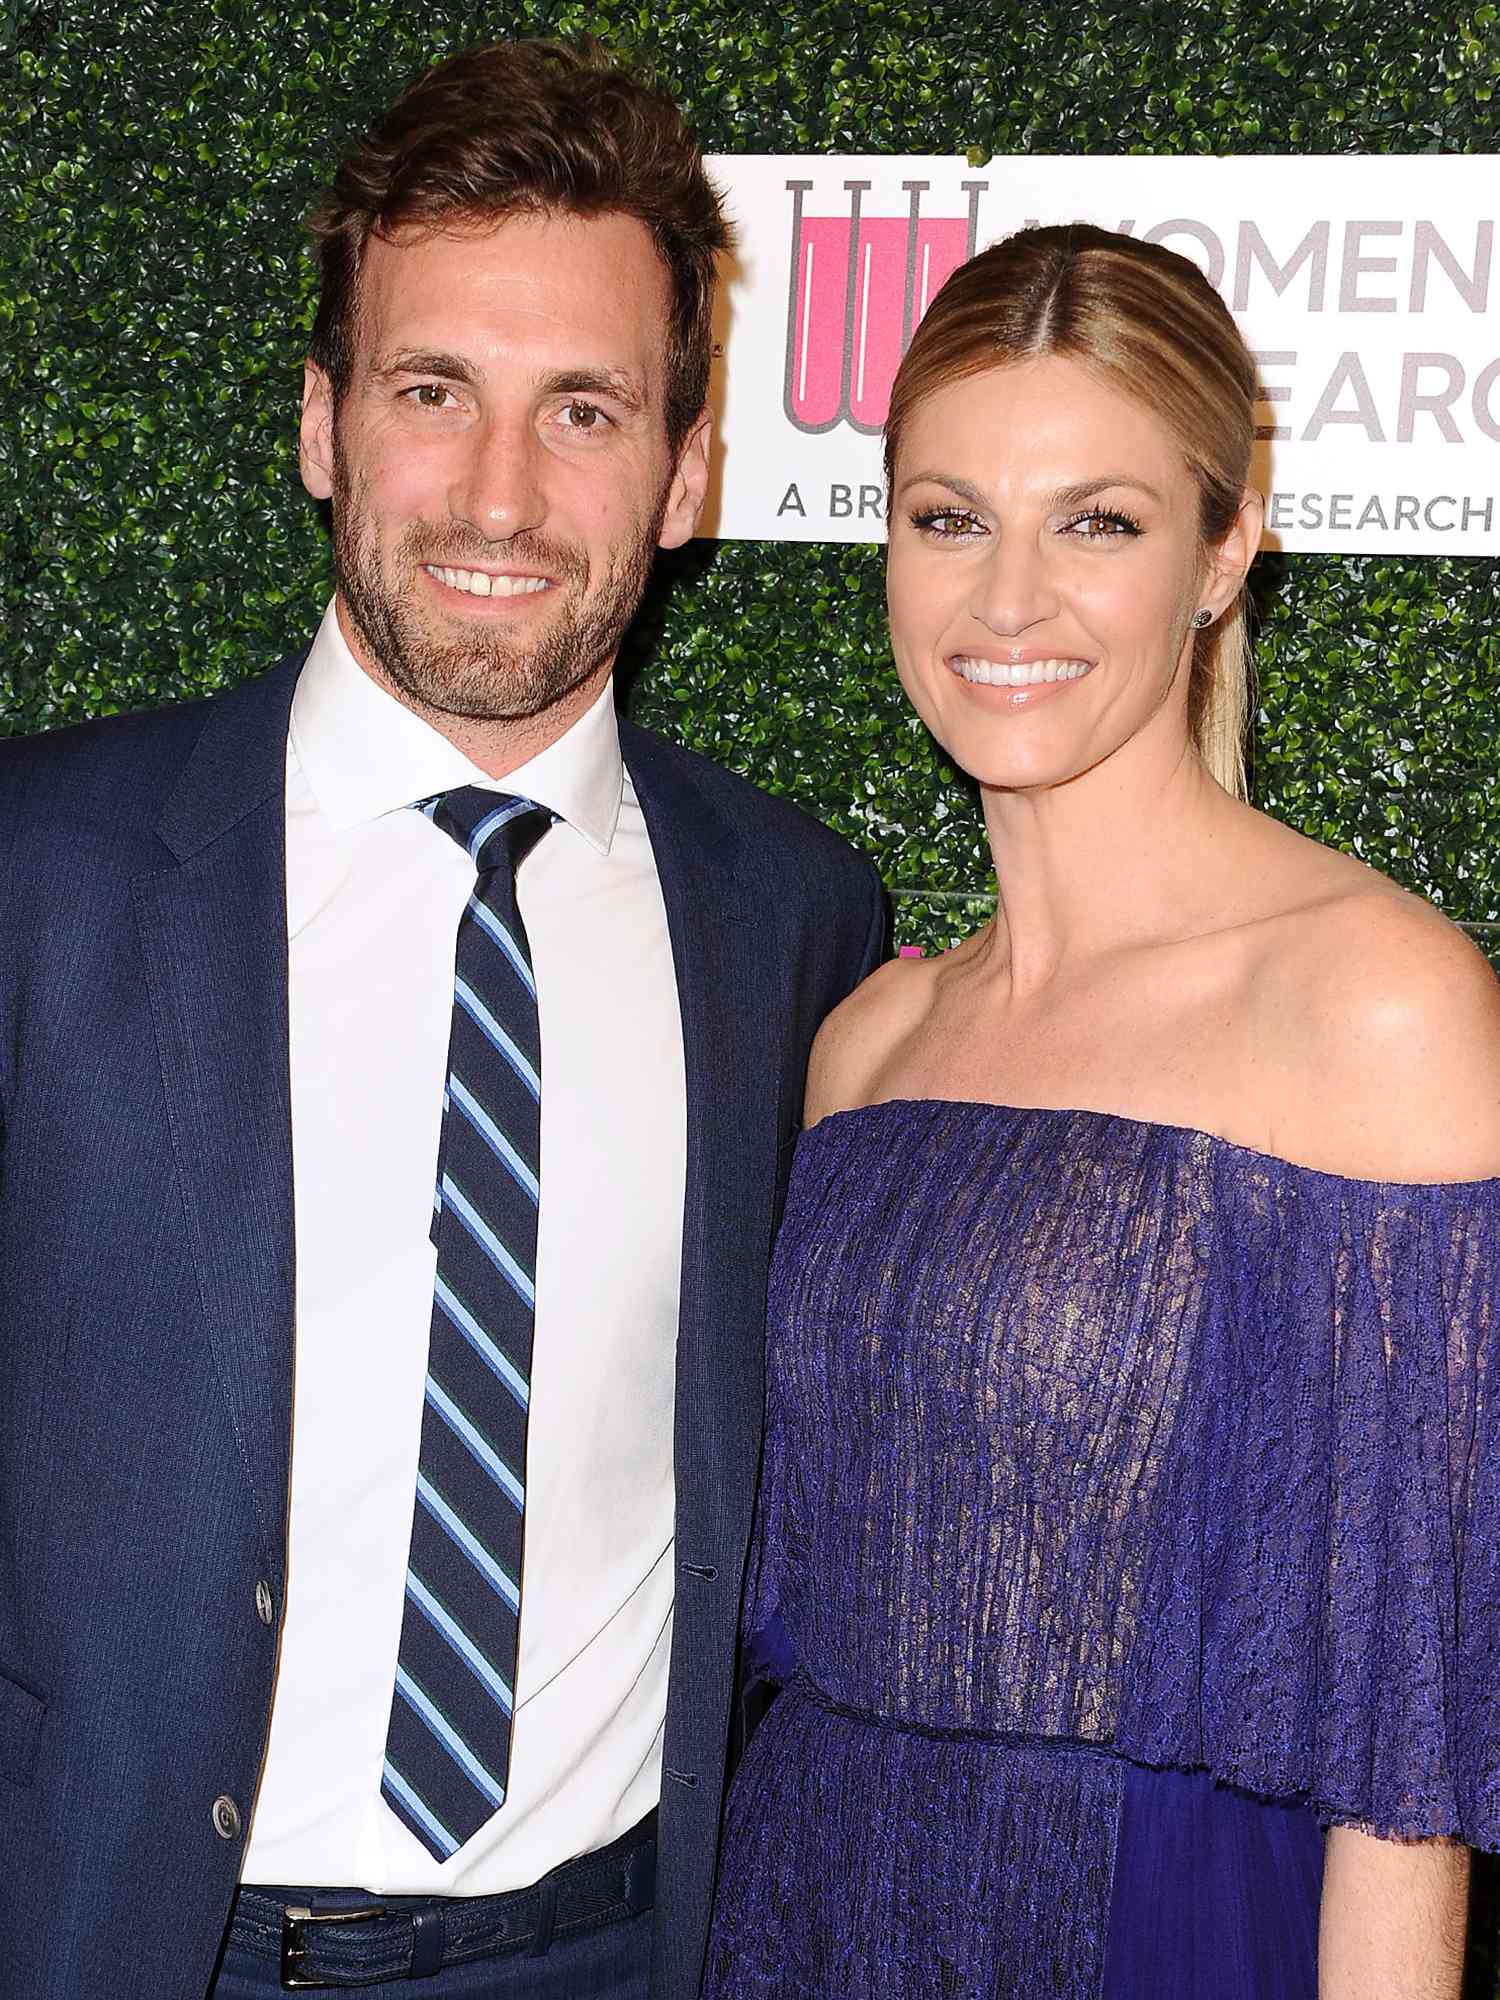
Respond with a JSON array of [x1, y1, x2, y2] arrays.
[[704, 225, 1500, 1998]]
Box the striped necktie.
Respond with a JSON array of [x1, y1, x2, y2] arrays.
[[381, 787, 554, 1860]]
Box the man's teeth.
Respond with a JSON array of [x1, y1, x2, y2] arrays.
[[427, 565, 549, 598], [949, 657, 1092, 687]]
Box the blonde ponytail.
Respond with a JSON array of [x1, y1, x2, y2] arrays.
[[1190, 599, 1252, 799]]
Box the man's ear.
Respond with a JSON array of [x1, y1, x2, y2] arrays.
[[300, 361, 336, 502], [657, 410, 712, 551]]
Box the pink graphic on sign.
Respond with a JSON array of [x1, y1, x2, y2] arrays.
[[783, 178, 988, 435], [846, 216, 912, 430], [911, 214, 977, 323], [785, 194, 854, 432]]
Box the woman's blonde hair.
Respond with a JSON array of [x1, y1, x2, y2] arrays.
[[884, 224, 1256, 796]]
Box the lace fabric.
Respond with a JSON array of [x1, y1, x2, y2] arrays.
[[707, 1099, 1500, 1998]]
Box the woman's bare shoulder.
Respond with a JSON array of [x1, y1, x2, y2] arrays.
[[1256, 865, 1500, 1181], [803, 951, 944, 1126]]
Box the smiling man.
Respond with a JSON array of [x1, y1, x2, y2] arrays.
[[0, 41, 883, 2000], [304, 205, 700, 762]]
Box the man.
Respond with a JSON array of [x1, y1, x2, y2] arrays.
[[0, 41, 883, 2000]]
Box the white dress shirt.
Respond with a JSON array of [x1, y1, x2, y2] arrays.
[[242, 604, 686, 1894]]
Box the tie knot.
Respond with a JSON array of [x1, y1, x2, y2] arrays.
[[425, 787, 554, 878]]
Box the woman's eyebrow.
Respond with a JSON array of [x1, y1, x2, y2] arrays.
[[896, 472, 989, 506], [1050, 475, 1165, 508], [897, 471, 1167, 508]]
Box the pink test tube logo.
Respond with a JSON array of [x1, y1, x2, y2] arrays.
[[783, 178, 988, 435]]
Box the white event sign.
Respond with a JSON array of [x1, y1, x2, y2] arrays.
[[701, 155, 1498, 554]]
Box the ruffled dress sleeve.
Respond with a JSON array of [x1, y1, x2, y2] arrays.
[[1119, 1164, 1500, 1848]]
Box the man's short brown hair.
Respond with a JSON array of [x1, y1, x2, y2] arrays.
[[307, 39, 731, 448]]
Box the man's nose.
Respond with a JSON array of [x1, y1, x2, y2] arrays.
[[968, 533, 1061, 637], [448, 413, 546, 541]]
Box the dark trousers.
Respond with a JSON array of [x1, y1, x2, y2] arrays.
[[209, 1906, 651, 1998], [210, 1813, 655, 1998], [209, 1904, 648, 2000]]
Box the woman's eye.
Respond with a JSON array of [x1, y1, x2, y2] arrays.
[[910, 507, 983, 539], [1062, 509, 1141, 539]]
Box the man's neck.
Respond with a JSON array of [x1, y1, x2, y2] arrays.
[[336, 602, 615, 780]]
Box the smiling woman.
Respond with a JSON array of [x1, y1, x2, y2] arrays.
[[885, 353, 1259, 800], [702, 224, 1500, 2000], [884, 224, 1258, 797]]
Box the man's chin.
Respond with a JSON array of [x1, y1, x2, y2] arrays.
[[381, 655, 605, 728]]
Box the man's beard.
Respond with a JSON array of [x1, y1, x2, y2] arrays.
[[330, 436, 667, 724]]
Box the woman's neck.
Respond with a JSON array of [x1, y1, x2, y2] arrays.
[[978, 726, 1241, 996]]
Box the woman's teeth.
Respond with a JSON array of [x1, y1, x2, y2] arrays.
[[426, 565, 549, 598], [948, 657, 1092, 686]]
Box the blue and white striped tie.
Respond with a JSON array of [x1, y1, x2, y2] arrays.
[[381, 787, 554, 1860]]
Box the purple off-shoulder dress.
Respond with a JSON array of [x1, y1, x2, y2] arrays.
[[704, 1100, 1500, 1999]]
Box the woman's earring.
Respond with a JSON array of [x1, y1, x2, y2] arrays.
[[1191, 608, 1214, 629]]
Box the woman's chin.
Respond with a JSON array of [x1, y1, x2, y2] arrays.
[[933, 731, 1097, 797]]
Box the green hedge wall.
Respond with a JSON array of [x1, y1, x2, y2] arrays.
[[5, 0, 1499, 962], [4, 0, 1500, 1972]]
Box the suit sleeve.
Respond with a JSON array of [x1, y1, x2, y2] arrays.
[[852, 859, 888, 986]]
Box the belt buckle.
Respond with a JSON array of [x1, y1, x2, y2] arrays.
[[280, 1904, 387, 1990]]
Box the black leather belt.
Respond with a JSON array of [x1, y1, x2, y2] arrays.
[[227, 1810, 656, 1988]]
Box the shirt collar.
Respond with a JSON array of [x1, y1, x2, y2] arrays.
[[288, 600, 623, 855]]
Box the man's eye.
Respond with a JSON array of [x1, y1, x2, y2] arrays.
[[559, 400, 608, 431], [404, 383, 456, 409]]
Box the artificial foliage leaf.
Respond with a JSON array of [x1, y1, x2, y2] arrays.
[[4, 0, 1496, 961]]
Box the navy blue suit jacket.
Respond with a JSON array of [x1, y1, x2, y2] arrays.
[[0, 652, 885, 2000]]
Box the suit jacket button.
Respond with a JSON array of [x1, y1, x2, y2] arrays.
[[255, 1580, 275, 1626], [212, 1794, 241, 1841]]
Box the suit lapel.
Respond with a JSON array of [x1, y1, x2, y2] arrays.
[[623, 727, 777, 1542], [133, 658, 302, 1558]]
